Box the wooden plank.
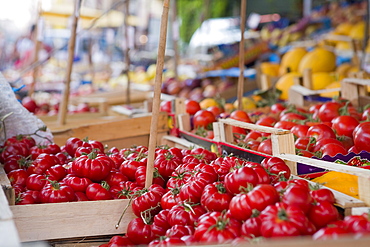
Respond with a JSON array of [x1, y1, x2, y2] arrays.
[[161, 135, 201, 149], [177, 113, 191, 132], [271, 133, 297, 175], [351, 207, 370, 215], [0, 187, 21, 246], [218, 118, 290, 135], [10, 199, 135, 242], [279, 153, 370, 206]]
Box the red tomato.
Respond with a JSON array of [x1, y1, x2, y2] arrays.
[[229, 110, 252, 135], [308, 201, 340, 229], [290, 124, 310, 138], [320, 142, 348, 157], [343, 213, 370, 233], [261, 157, 291, 184], [104, 170, 128, 187], [86, 182, 113, 200], [179, 170, 216, 203], [311, 137, 345, 153], [72, 153, 114, 182], [161, 188, 182, 210], [7, 169, 28, 187], [26, 174, 46, 191], [185, 99, 201, 115], [149, 237, 185, 247], [3, 155, 30, 173], [282, 184, 313, 214], [27, 153, 61, 175], [312, 225, 349, 240], [109, 181, 142, 199], [256, 116, 277, 127], [1, 142, 30, 163], [317, 101, 343, 122], [332, 115, 360, 138], [40, 180, 76, 203], [260, 203, 315, 237], [294, 136, 315, 151], [135, 166, 166, 188], [132, 184, 166, 217], [353, 122, 370, 152], [257, 138, 273, 155], [273, 120, 298, 130], [45, 164, 67, 181], [310, 187, 335, 204], [126, 217, 156, 245], [63, 175, 93, 193], [207, 105, 224, 118], [270, 103, 286, 115], [168, 204, 206, 227], [224, 166, 258, 195], [192, 110, 216, 129], [165, 225, 194, 238], [241, 216, 262, 238], [106, 235, 134, 247], [16, 191, 35, 205], [151, 209, 171, 237], [245, 161, 271, 184], [154, 153, 183, 180], [5, 135, 36, 149], [160, 100, 172, 113], [279, 112, 307, 122], [64, 137, 83, 157], [307, 124, 336, 141], [194, 212, 241, 244], [200, 181, 233, 212]]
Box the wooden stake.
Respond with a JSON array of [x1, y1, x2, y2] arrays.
[[57, 0, 82, 126], [145, 0, 171, 188], [28, 1, 42, 98], [124, 0, 131, 105], [237, 0, 247, 110], [171, 0, 179, 80]]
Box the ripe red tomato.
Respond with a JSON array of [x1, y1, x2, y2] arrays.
[[26, 174, 46, 191], [260, 203, 314, 237], [312, 225, 349, 240], [21, 96, 38, 113], [310, 187, 335, 204], [273, 120, 298, 130], [120, 159, 146, 181], [194, 212, 241, 244], [229, 110, 252, 135], [256, 116, 277, 127], [200, 181, 233, 212], [64, 137, 83, 157], [5, 135, 36, 149], [261, 157, 291, 184], [132, 184, 166, 217], [86, 182, 113, 200], [311, 137, 345, 153], [1, 142, 30, 163], [279, 112, 307, 122], [332, 115, 360, 138], [63, 175, 92, 193], [126, 217, 156, 245], [3, 155, 30, 173], [149, 237, 185, 247], [161, 188, 182, 210], [185, 99, 201, 115], [167, 204, 206, 227], [308, 201, 340, 229], [317, 101, 343, 122], [241, 216, 262, 238], [106, 235, 134, 247], [290, 124, 310, 138], [224, 166, 258, 195], [270, 103, 286, 115], [320, 142, 348, 157], [154, 153, 182, 180], [353, 122, 370, 152], [165, 225, 194, 238], [294, 136, 315, 151], [72, 153, 114, 182], [16, 191, 35, 205], [135, 166, 166, 188], [343, 213, 370, 233], [160, 100, 172, 113], [7, 169, 28, 187], [307, 123, 336, 141], [192, 110, 216, 129], [207, 105, 223, 118], [257, 138, 273, 155], [40, 180, 76, 203]]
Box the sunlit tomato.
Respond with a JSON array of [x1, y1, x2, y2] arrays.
[[229, 110, 252, 135], [309, 201, 340, 229], [132, 184, 166, 218], [257, 138, 272, 155], [160, 100, 172, 113], [207, 105, 223, 118], [200, 181, 233, 212], [261, 157, 291, 184], [307, 124, 336, 141], [72, 152, 114, 182], [165, 225, 194, 238], [224, 166, 258, 195], [255, 116, 277, 127], [290, 124, 310, 138], [40, 180, 76, 203], [273, 120, 298, 130], [185, 99, 201, 115], [312, 225, 349, 240], [243, 130, 262, 141], [194, 212, 241, 244], [7, 169, 28, 187], [26, 174, 46, 191], [332, 115, 360, 138], [168, 203, 206, 227], [294, 136, 315, 151], [86, 182, 113, 200], [311, 137, 345, 153], [192, 110, 216, 129], [64, 137, 83, 157], [241, 216, 262, 238], [317, 101, 343, 122], [282, 184, 313, 214], [126, 217, 156, 245], [279, 112, 307, 122], [353, 122, 370, 152], [343, 213, 370, 233], [320, 142, 348, 157], [270, 103, 286, 115]]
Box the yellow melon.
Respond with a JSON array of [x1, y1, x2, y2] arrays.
[[349, 21, 365, 40], [320, 81, 341, 98], [279, 47, 307, 76], [335, 62, 353, 80], [335, 41, 351, 51], [335, 22, 353, 35], [275, 72, 302, 100], [298, 47, 336, 74], [260, 62, 280, 77], [311, 72, 336, 90]]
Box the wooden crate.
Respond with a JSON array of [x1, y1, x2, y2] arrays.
[[341, 77, 370, 108], [0, 113, 169, 243], [0, 185, 20, 246], [214, 118, 369, 215]]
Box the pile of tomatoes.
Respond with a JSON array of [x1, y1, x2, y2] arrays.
[[2, 133, 370, 246], [162, 98, 370, 160]]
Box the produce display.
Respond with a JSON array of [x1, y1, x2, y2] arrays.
[[2, 131, 370, 246]]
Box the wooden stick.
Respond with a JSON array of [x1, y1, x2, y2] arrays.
[[145, 0, 171, 188], [124, 0, 131, 105], [57, 0, 82, 126], [237, 0, 247, 110], [171, 0, 179, 80], [29, 1, 42, 98]]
